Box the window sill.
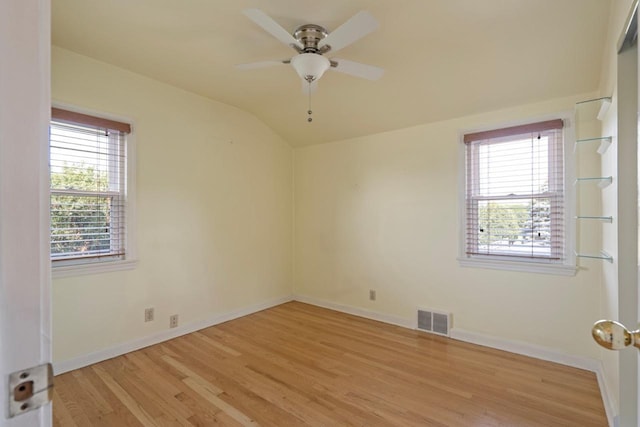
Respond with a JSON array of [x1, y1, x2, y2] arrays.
[[457, 256, 577, 276], [52, 259, 137, 279]]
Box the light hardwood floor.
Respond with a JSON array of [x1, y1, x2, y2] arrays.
[[53, 301, 607, 426]]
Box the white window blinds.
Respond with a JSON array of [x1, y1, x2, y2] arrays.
[[464, 119, 564, 261], [50, 108, 130, 263]]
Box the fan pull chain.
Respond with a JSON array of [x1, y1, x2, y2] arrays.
[[307, 77, 313, 123]]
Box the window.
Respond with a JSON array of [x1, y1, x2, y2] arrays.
[[461, 119, 572, 274], [50, 108, 132, 270]]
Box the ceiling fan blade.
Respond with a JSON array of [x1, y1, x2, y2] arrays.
[[243, 9, 303, 50], [319, 11, 378, 54], [331, 58, 384, 81], [301, 79, 318, 94], [235, 60, 289, 70]]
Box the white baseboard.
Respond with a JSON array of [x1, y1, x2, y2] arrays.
[[53, 294, 293, 375], [594, 361, 619, 427], [292, 294, 414, 329], [449, 328, 600, 371]]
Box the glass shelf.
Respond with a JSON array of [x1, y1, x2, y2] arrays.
[[575, 251, 613, 263], [575, 215, 613, 222], [575, 176, 613, 188], [575, 136, 612, 155], [575, 97, 612, 121]]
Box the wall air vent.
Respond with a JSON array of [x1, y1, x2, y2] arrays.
[[417, 308, 451, 337]]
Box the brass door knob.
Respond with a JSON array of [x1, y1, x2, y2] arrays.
[[592, 320, 640, 350]]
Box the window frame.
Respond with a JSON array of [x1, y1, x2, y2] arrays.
[[50, 105, 137, 278], [457, 113, 576, 276]]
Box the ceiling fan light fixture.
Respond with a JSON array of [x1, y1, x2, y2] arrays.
[[291, 53, 330, 82]]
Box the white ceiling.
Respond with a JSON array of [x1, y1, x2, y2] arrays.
[[52, 0, 611, 147]]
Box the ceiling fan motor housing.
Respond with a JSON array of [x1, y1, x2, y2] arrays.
[[293, 24, 329, 53]]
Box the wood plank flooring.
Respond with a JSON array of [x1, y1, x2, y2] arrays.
[[53, 301, 607, 426]]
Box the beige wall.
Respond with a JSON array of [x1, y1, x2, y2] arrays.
[[294, 94, 603, 358], [52, 47, 293, 363]]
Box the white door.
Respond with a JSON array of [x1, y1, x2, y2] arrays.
[[617, 5, 639, 426], [636, 10, 640, 423], [591, 4, 639, 427], [0, 1, 52, 426]]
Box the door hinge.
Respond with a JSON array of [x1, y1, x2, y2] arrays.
[[8, 363, 53, 418]]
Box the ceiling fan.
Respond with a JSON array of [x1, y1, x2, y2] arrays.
[[237, 9, 384, 91]]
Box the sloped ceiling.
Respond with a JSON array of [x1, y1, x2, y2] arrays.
[[52, 0, 610, 146]]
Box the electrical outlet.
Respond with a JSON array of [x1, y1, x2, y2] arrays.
[[169, 314, 179, 328], [369, 290, 376, 301], [144, 308, 154, 322]]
